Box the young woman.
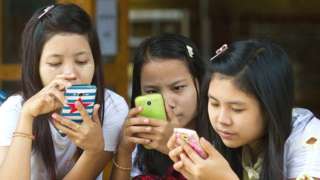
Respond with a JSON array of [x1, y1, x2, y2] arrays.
[[168, 40, 320, 180], [111, 34, 207, 179], [0, 4, 128, 180]]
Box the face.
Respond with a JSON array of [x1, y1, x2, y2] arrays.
[[140, 59, 198, 127], [208, 73, 265, 148], [39, 33, 95, 86]]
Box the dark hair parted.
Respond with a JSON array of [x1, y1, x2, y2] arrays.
[[201, 39, 294, 179], [131, 34, 206, 175], [20, 3, 105, 179]]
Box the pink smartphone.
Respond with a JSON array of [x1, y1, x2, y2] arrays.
[[174, 128, 208, 159]]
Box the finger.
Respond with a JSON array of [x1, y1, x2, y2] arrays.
[[53, 118, 78, 138], [52, 113, 81, 132], [127, 136, 151, 145], [167, 134, 177, 150], [128, 106, 143, 118], [126, 125, 152, 136], [75, 100, 92, 124], [180, 153, 196, 173], [146, 118, 166, 127], [200, 137, 218, 157], [45, 91, 63, 110], [92, 104, 101, 125], [125, 117, 149, 127], [173, 161, 192, 179], [168, 146, 183, 162], [50, 78, 72, 92], [182, 143, 203, 163], [49, 87, 65, 105], [173, 160, 184, 170]]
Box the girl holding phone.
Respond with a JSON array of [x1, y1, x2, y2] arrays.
[[168, 40, 320, 180], [0, 4, 128, 179], [111, 34, 207, 179]]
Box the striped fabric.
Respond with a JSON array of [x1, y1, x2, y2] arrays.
[[61, 84, 96, 123]]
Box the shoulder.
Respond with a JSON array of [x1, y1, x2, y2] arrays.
[[0, 95, 23, 146], [0, 94, 23, 111], [284, 108, 320, 178], [104, 89, 129, 113]]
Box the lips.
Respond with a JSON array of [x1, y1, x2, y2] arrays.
[[216, 129, 236, 140]]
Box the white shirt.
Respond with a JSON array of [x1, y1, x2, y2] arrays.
[[284, 108, 320, 179], [0, 89, 129, 180]]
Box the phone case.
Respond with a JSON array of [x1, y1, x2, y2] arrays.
[[61, 84, 96, 123], [174, 128, 208, 159], [135, 93, 166, 121]]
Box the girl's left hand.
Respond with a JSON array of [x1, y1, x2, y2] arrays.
[[170, 137, 239, 180], [52, 101, 104, 154], [136, 106, 181, 154]]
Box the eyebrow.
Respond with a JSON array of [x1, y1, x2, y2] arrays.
[[46, 51, 89, 58], [142, 79, 188, 88], [208, 94, 245, 106]]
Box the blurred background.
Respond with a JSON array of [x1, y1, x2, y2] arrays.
[[0, 0, 319, 116]]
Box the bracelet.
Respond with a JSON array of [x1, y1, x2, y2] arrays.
[[112, 157, 131, 171], [13, 132, 35, 140]]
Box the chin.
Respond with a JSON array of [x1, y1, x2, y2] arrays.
[[222, 140, 242, 149]]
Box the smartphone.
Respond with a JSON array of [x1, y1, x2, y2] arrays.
[[60, 84, 96, 124], [174, 128, 208, 159], [134, 93, 166, 121]]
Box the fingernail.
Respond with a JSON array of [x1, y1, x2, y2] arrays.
[[144, 118, 149, 123], [52, 113, 57, 119]]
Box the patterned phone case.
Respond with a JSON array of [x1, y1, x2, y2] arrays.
[[61, 84, 96, 123], [174, 128, 208, 159]]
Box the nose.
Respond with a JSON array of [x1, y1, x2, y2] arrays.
[[162, 92, 176, 111], [216, 108, 232, 126], [62, 63, 78, 83]]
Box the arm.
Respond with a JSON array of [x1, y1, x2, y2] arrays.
[[64, 150, 113, 179], [0, 113, 33, 180]]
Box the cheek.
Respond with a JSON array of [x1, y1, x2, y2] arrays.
[[39, 65, 60, 86], [77, 64, 95, 83], [237, 114, 265, 142]]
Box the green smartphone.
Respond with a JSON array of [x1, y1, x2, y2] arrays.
[[134, 93, 166, 121]]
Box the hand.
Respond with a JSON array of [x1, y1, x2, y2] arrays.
[[117, 107, 151, 154], [52, 102, 104, 154], [134, 106, 181, 154], [21, 74, 74, 119], [170, 137, 239, 180]]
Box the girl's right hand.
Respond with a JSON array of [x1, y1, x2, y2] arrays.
[[21, 74, 73, 120], [117, 107, 152, 154]]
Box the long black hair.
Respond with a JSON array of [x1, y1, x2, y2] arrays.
[[20, 3, 105, 179], [131, 34, 206, 175], [200, 39, 294, 179]]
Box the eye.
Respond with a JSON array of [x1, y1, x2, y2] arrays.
[[76, 60, 88, 65], [47, 62, 61, 67], [145, 90, 158, 94], [232, 108, 245, 113], [210, 102, 219, 108], [173, 85, 186, 92]]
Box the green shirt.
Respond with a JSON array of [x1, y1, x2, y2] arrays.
[[242, 146, 263, 180]]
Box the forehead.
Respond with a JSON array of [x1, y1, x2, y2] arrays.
[[42, 33, 90, 55], [141, 59, 193, 85], [208, 73, 256, 103]]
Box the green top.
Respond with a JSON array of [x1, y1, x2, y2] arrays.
[[242, 145, 263, 180]]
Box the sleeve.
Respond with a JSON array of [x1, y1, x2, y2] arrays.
[[0, 96, 22, 146], [285, 116, 320, 179], [102, 90, 129, 152]]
